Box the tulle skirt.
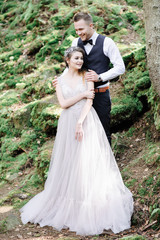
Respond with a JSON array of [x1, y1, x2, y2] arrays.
[[20, 105, 133, 235]]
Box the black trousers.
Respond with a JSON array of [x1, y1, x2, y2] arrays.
[[93, 90, 111, 145]]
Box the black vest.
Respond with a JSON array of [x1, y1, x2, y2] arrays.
[[78, 34, 110, 88]]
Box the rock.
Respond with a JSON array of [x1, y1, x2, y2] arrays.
[[15, 193, 29, 200], [12, 95, 60, 132], [0, 90, 19, 108], [0, 206, 13, 213], [6, 214, 21, 231], [17, 234, 23, 239], [6, 173, 19, 182], [16, 83, 26, 90]]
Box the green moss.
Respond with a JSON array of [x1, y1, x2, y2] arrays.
[[125, 0, 143, 8], [0, 82, 6, 91], [5, 76, 23, 88], [35, 140, 53, 181], [123, 59, 150, 101], [153, 178, 160, 195], [16, 83, 26, 90], [12, 103, 34, 129], [111, 96, 143, 129], [26, 19, 39, 30], [134, 46, 146, 62], [150, 208, 160, 230], [0, 49, 22, 62], [0, 90, 19, 108], [0, 136, 21, 164], [30, 100, 61, 134], [123, 46, 146, 68], [107, 14, 124, 33], [0, 2, 15, 13], [134, 76, 151, 93], [110, 28, 128, 42], [138, 187, 147, 197], [143, 143, 160, 166], [64, 24, 76, 38], [122, 12, 139, 25], [125, 179, 137, 188], [0, 219, 7, 233], [20, 86, 36, 103]]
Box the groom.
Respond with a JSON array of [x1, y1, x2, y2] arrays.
[[72, 12, 125, 145], [53, 12, 125, 145]]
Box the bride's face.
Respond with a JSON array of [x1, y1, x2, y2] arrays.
[[67, 51, 84, 70]]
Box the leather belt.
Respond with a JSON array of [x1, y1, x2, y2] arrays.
[[95, 86, 109, 93]]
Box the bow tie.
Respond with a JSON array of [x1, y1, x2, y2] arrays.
[[82, 39, 93, 45]]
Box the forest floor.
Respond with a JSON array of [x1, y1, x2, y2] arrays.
[[0, 82, 160, 240]]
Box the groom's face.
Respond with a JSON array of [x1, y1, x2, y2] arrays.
[[74, 19, 94, 41]]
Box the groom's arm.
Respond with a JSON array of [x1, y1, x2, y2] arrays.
[[99, 37, 125, 82], [86, 37, 125, 83]]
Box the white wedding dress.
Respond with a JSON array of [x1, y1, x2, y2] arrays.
[[20, 77, 133, 236]]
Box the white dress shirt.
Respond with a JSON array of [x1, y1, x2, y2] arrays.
[[72, 31, 125, 88]]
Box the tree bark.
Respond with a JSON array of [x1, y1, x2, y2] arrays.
[[143, 0, 160, 96]]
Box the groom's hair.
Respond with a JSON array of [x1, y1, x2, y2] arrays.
[[73, 12, 93, 24]]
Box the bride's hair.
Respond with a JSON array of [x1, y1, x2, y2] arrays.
[[64, 46, 86, 82], [64, 46, 84, 66]]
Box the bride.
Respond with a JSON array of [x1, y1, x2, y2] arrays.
[[20, 46, 133, 236]]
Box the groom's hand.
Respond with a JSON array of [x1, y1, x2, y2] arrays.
[[85, 69, 99, 82]]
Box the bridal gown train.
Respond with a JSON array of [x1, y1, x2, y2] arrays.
[[20, 77, 133, 236]]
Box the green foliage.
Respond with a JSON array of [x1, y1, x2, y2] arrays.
[[35, 140, 53, 181], [5, 76, 23, 88], [110, 28, 128, 42], [0, 49, 22, 62], [123, 46, 146, 69], [143, 143, 160, 167], [125, 0, 143, 8], [125, 179, 137, 188], [150, 208, 160, 230], [107, 14, 124, 33], [30, 102, 60, 134], [138, 186, 147, 197], [126, 126, 136, 137], [29, 172, 43, 187], [0, 0, 159, 223], [123, 49, 150, 102], [0, 90, 19, 107], [122, 12, 139, 25], [0, 219, 7, 233], [111, 95, 143, 130], [134, 47, 146, 62], [134, 76, 151, 94]]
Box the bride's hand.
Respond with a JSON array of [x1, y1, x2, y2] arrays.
[[75, 122, 84, 142], [52, 76, 58, 88], [84, 89, 95, 99]]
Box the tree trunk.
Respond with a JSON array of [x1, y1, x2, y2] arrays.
[[143, 0, 160, 96]]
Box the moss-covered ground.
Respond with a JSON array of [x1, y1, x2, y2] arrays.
[[0, 0, 159, 239]]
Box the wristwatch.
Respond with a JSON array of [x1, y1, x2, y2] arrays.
[[98, 75, 102, 82]]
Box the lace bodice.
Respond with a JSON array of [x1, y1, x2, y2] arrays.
[[58, 76, 87, 111]]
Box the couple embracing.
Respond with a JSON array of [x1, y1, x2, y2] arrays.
[[20, 12, 133, 236]]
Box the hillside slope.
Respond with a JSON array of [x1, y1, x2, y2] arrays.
[[0, 0, 160, 239]]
